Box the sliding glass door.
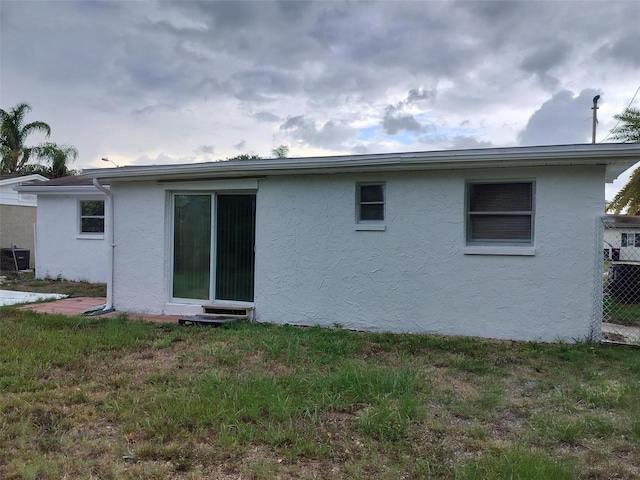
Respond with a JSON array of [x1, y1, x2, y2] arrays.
[[172, 195, 212, 299], [216, 194, 256, 302], [172, 193, 255, 302]]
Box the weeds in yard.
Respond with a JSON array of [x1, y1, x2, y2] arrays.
[[0, 309, 639, 479], [604, 297, 640, 327], [460, 448, 575, 480], [0, 272, 107, 297]]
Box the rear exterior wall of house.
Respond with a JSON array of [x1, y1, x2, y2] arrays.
[[35, 194, 108, 283], [110, 165, 604, 342]]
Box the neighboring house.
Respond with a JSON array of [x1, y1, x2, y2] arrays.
[[603, 215, 640, 262], [15, 175, 109, 283], [20, 144, 640, 342], [0, 174, 48, 268]]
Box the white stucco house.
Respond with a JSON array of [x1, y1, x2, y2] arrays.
[[603, 215, 640, 262], [18, 144, 640, 342], [15, 176, 109, 283]]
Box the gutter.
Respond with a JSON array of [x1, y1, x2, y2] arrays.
[[85, 144, 640, 183], [92, 178, 115, 312], [13, 185, 103, 195]]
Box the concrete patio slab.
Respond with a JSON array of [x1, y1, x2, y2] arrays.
[[16, 296, 183, 324], [0, 289, 67, 306], [602, 322, 640, 345]]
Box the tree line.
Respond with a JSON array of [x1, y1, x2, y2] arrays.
[[0, 103, 78, 178], [1, 101, 639, 211]]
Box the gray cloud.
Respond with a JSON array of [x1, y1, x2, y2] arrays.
[[597, 31, 640, 67], [521, 43, 571, 75], [1, 0, 638, 168], [234, 140, 246, 150], [381, 88, 435, 135], [520, 42, 571, 90], [131, 153, 196, 166], [253, 111, 281, 123], [352, 145, 369, 154], [450, 136, 494, 150], [518, 89, 601, 146], [195, 145, 214, 155], [133, 103, 179, 116], [407, 88, 436, 105], [232, 68, 302, 103], [280, 115, 358, 150], [382, 106, 423, 135]]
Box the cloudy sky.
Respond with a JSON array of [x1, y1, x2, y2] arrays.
[[1, 0, 639, 196]]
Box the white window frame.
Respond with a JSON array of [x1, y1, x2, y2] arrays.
[[356, 182, 386, 231], [78, 199, 105, 238], [464, 180, 535, 255]]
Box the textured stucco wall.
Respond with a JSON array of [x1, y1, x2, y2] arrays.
[[254, 166, 604, 342], [0, 205, 37, 267], [111, 166, 604, 342], [35, 195, 108, 282], [111, 182, 168, 313]]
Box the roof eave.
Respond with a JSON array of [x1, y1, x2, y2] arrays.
[[86, 144, 640, 183], [14, 185, 108, 195], [0, 174, 49, 186]]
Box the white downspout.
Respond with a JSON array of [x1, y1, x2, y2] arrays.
[[93, 178, 114, 311]]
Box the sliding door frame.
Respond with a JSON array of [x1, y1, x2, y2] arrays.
[[169, 190, 257, 305]]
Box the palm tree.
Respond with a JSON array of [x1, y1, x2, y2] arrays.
[[606, 107, 640, 214], [0, 102, 51, 174], [609, 107, 640, 143], [607, 166, 640, 215], [34, 143, 79, 178]]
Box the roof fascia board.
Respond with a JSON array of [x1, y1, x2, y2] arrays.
[[85, 144, 640, 182], [14, 185, 108, 195], [0, 174, 49, 186]]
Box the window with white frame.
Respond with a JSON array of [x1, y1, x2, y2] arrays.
[[357, 183, 385, 223], [621, 232, 640, 247], [467, 181, 534, 245], [79, 200, 105, 234]]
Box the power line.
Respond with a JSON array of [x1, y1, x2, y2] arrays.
[[600, 84, 640, 143]]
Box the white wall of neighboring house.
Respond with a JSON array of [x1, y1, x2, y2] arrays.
[[0, 175, 45, 207], [604, 228, 640, 262], [110, 165, 604, 343], [35, 194, 108, 282], [0, 175, 47, 268]]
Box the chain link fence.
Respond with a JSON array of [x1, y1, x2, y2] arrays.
[[602, 215, 640, 345]]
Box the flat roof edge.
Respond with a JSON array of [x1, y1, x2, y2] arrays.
[[82, 143, 640, 181], [14, 185, 108, 194]]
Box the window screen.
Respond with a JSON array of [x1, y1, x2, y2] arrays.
[[80, 200, 105, 233], [467, 182, 534, 244], [357, 183, 385, 222]]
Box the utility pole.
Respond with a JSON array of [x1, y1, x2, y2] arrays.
[[592, 95, 600, 144]]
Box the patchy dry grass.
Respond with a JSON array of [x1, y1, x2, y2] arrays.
[[0, 271, 106, 297], [0, 309, 638, 479]]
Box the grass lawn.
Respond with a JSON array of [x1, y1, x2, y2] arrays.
[[0, 271, 106, 297], [0, 310, 638, 479], [604, 296, 640, 327]]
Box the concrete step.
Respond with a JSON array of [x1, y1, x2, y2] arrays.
[[201, 304, 254, 320], [178, 315, 239, 327]]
